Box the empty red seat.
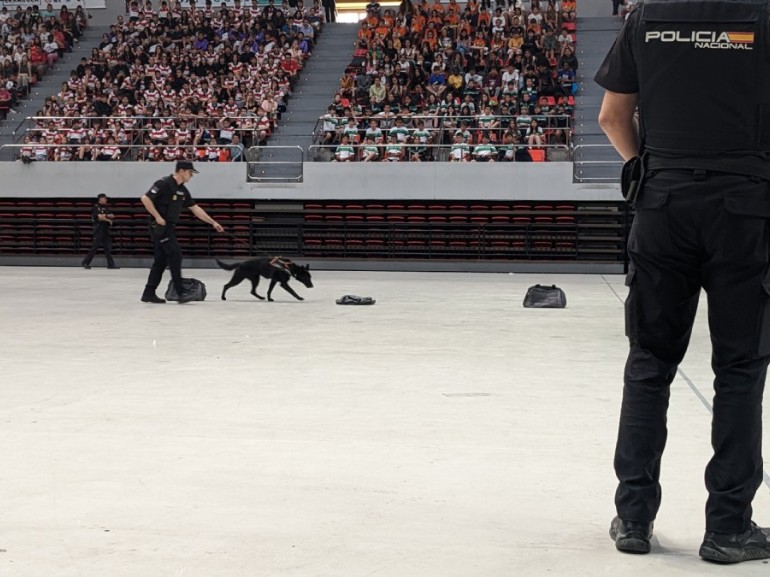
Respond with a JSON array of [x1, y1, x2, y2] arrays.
[[529, 149, 546, 162]]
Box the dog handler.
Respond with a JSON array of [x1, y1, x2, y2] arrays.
[[596, 0, 770, 563], [140, 160, 224, 304]]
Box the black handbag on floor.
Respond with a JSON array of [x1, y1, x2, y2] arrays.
[[523, 284, 566, 308], [165, 278, 207, 301]]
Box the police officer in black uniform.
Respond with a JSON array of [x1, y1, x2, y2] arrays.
[[596, 0, 770, 563], [140, 160, 224, 304], [82, 193, 118, 270]]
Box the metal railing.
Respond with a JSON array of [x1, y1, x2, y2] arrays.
[[12, 115, 273, 146], [0, 143, 247, 163], [307, 142, 571, 162], [572, 144, 623, 183], [311, 114, 574, 147]]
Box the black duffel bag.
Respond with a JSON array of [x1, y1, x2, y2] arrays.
[[165, 278, 207, 302], [523, 284, 566, 308]]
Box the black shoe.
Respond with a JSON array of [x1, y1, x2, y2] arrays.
[[700, 522, 770, 563], [82, 263, 91, 269], [610, 516, 653, 554], [108, 265, 120, 269], [141, 293, 166, 304]]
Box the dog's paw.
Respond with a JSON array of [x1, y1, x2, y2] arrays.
[[268, 297, 274, 302], [297, 297, 304, 301], [221, 296, 226, 301]]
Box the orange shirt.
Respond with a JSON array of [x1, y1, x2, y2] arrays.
[[472, 36, 486, 49], [411, 14, 426, 34], [423, 28, 438, 47], [445, 12, 459, 26]]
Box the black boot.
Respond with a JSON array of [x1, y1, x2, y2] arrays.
[[700, 523, 770, 563], [610, 516, 653, 554], [141, 288, 166, 304]]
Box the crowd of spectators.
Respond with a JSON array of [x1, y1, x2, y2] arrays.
[[0, 2, 87, 119], [323, 0, 578, 162], [18, 0, 324, 162]]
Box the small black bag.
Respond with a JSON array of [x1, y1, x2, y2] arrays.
[[165, 278, 207, 301], [523, 284, 567, 308]]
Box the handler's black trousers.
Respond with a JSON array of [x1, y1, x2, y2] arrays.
[[145, 225, 184, 297], [616, 169, 770, 534], [83, 226, 114, 267]]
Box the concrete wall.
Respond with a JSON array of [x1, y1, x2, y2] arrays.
[[0, 161, 623, 201]]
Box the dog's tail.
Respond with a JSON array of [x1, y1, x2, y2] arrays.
[[215, 259, 240, 271]]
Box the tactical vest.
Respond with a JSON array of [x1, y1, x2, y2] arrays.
[[638, 0, 770, 158]]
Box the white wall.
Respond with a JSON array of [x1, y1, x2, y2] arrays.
[[0, 161, 623, 201]]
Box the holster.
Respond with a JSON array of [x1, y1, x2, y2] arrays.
[[621, 154, 646, 204]]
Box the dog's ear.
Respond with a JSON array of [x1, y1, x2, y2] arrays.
[[305, 264, 310, 271]]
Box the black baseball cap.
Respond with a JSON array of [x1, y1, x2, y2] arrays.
[[175, 160, 199, 173]]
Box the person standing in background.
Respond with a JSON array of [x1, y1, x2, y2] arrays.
[[82, 193, 118, 270]]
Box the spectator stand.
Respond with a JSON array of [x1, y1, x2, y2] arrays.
[[308, 112, 572, 162], [15, 115, 261, 163], [10, 0, 324, 161], [314, 0, 579, 162], [0, 1, 88, 118]]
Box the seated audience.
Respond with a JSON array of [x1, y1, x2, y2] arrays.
[[321, 0, 577, 161]]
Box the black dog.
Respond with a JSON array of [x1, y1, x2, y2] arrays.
[[216, 257, 313, 301]]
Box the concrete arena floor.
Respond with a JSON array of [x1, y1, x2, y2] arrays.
[[1, 266, 770, 577]]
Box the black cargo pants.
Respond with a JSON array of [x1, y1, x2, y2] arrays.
[[615, 169, 770, 534], [83, 225, 115, 267], [145, 224, 185, 297]]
